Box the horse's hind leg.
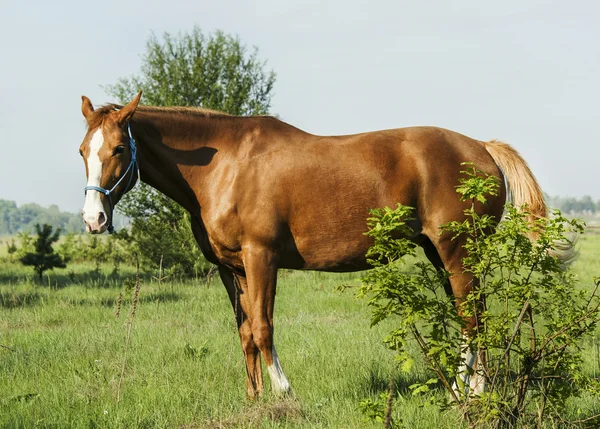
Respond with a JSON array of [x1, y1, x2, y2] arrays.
[[218, 266, 263, 399], [425, 232, 486, 396]]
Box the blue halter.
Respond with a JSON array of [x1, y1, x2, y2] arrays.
[[84, 123, 138, 233]]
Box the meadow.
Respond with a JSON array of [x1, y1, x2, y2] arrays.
[[1, 233, 599, 428]]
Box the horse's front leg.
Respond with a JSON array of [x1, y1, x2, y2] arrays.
[[218, 266, 263, 399], [241, 244, 292, 396]]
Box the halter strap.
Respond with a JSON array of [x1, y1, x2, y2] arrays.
[[84, 123, 138, 233]]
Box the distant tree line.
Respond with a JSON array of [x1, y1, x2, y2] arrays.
[[545, 194, 600, 214], [0, 199, 83, 235]]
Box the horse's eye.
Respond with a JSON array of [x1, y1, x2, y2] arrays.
[[113, 146, 125, 155]]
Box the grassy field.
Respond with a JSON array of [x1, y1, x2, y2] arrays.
[[1, 234, 600, 428]]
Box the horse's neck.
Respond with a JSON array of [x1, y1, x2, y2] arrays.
[[132, 111, 236, 217]]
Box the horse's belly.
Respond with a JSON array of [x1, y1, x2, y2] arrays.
[[280, 221, 373, 271], [280, 245, 371, 272], [281, 205, 422, 272]]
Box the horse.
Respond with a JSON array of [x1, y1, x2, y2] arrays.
[[78, 91, 573, 399]]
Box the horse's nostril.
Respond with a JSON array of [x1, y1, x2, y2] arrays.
[[98, 212, 107, 227]]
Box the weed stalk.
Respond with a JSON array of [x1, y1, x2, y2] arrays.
[[117, 259, 141, 403]]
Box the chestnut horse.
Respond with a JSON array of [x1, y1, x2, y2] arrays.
[[78, 92, 572, 398]]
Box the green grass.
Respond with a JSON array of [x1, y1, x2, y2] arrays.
[[1, 235, 600, 428]]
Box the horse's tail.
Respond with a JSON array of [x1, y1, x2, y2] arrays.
[[482, 139, 577, 267]]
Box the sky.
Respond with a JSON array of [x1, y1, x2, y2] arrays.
[[0, 0, 598, 213]]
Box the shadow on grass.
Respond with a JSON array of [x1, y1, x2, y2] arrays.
[[0, 269, 134, 289], [0, 288, 183, 310], [0, 291, 41, 309], [0, 267, 209, 290], [140, 291, 182, 304], [364, 366, 435, 397], [99, 297, 117, 307], [98, 291, 183, 308]]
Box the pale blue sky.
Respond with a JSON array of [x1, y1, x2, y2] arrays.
[[1, 0, 598, 213]]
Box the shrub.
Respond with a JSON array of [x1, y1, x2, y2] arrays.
[[359, 165, 600, 427]]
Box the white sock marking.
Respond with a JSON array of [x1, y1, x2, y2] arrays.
[[453, 334, 485, 397], [267, 345, 291, 395]]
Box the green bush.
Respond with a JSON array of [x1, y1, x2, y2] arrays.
[[359, 165, 600, 427]]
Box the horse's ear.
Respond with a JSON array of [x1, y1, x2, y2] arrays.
[[81, 96, 94, 121], [116, 91, 143, 124]]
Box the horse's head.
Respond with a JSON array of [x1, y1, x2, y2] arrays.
[[79, 92, 142, 233]]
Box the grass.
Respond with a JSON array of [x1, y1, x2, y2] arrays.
[[1, 234, 600, 428]]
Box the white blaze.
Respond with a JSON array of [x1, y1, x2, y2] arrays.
[[82, 128, 105, 228], [267, 345, 291, 396]]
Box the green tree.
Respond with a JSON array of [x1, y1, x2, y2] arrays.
[[105, 27, 276, 277], [20, 224, 68, 281]]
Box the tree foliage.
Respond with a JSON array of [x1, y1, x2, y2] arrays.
[[111, 185, 210, 278], [20, 224, 67, 280], [107, 27, 275, 115], [105, 27, 276, 277], [359, 165, 600, 428]]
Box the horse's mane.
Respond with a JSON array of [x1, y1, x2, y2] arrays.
[[86, 103, 231, 129]]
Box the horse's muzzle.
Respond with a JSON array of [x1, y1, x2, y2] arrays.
[[82, 210, 108, 234]]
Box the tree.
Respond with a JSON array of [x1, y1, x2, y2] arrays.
[[105, 27, 276, 277], [20, 224, 67, 281]]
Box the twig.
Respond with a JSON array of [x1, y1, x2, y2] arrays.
[[539, 304, 600, 353], [489, 300, 530, 393], [568, 413, 600, 427], [384, 374, 395, 429], [115, 293, 122, 319], [409, 325, 471, 424]]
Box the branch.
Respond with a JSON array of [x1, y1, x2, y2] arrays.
[[538, 301, 600, 354], [409, 325, 472, 424], [489, 300, 531, 393]]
